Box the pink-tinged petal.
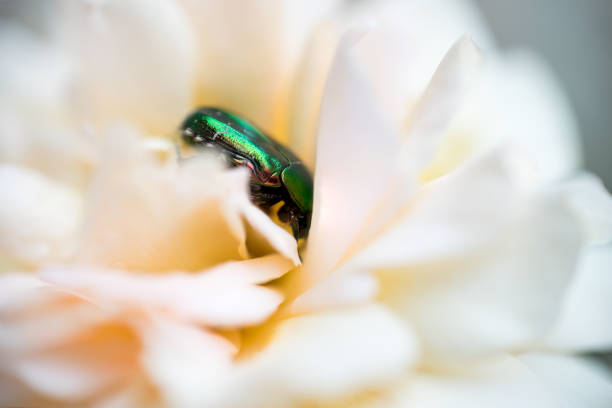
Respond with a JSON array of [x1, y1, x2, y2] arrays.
[[216, 304, 418, 407], [182, 0, 343, 142], [0, 165, 81, 267], [546, 244, 612, 352], [137, 316, 236, 408], [54, 0, 196, 134], [13, 322, 140, 400], [357, 148, 602, 363], [305, 28, 401, 284], [41, 256, 291, 327], [401, 35, 481, 179], [0, 274, 58, 312]]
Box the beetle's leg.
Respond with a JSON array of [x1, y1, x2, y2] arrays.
[[249, 181, 284, 213]]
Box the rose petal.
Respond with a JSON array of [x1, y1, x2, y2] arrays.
[[289, 0, 495, 168], [305, 28, 401, 284], [182, 0, 342, 142], [457, 50, 581, 181], [13, 322, 139, 400], [358, 148, 602, 362], [546, 244, 612, 351], [217, 304, 417, 407], [401, 35, 481, 179], [353, 147, 538, 267], [0, 24, 94, 188], [137, 316, 236, 408], [77, 133, 296, 271], [54, 0, 196, 134], [290, 265, 378, 314], [517, 352, 612, 408], [361, 353, 611, 408], [40, 256, 291, 327], [240, 202, 300, 266], [0, 165, 81, 267]]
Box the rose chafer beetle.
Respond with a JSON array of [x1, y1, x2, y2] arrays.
[[181, 107, 313, 241]]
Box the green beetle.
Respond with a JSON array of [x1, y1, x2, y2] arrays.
[[181, 107, 313, 240]]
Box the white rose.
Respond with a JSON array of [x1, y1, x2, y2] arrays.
[[0, 1, 610, 407]]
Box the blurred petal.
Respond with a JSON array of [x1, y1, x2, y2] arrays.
[[354, 147, 538, 267], [12, 320, 139, 400], [77, 131, 296, 271], [219, 304, 417, 407], [289, 0, 494, 175], [0, 165, 81, 267], [305, 29, 401, 284], [240, 203, 300, 266], [455, 50, 581, 181], [401, 35, 481, 179], [517, 353, 612, 408], [290, 266, 377, 314], [41, 256, 291, 327], [360, 148, 603, 362], [183, 0, 342, 141], [359, 353, 612, 408], [138, 316, 236, 408], [54, 0, 196, 133], [0, 24, 93, 187], [546, 244, 612, 351]]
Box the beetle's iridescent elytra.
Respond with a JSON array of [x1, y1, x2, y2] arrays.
[[181, 107, 313, 240]]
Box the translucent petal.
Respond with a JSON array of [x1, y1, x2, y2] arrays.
[[304, 29, 401, 285]]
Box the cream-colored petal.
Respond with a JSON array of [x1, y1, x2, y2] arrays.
[[359, 148, 603, 363], [77, 132, 296, 271], [290, 265, 378, 314], [289, 0, 494, 171], [182, 0, 342, 142], [546, 244, 612, 352], [0, 165, 82, 268], [240, 202, 300, 266], [53, 0, 196, 134], [137, 316, 236, 408], [41, 256, 290, 327], [305, 29, 401, 284], [353, 147, 537, 267], [454, 50, 581, 181], [0, 24, 93, 188], [357, 353, 611, 408], [401, 35, 481, 179], [217, 304, 417, 407], [350, 0, 494, 126], [517, 353, 612, 408]]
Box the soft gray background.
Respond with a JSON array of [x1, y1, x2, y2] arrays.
[[475, 0, 612, 189]]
